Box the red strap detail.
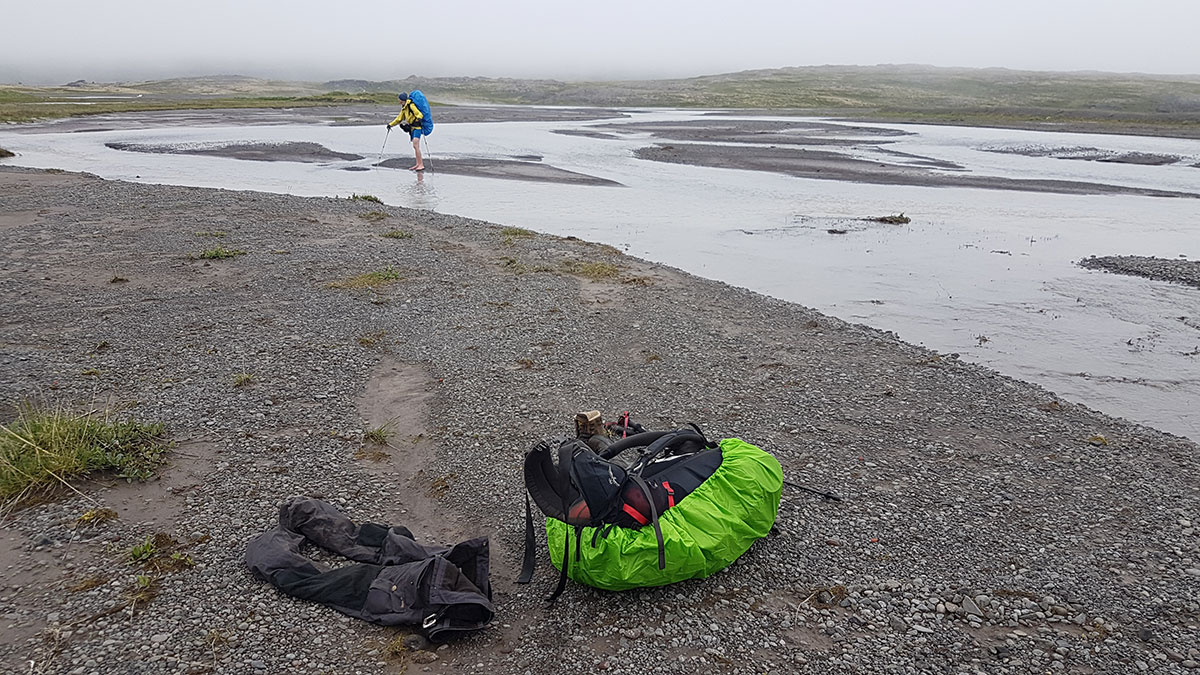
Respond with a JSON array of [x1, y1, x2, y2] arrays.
[[663, 481, 675, 509], [622, 502, 649, 525]]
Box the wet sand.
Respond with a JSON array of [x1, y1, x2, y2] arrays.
[[551, 129, 622, 140], [107, 141, 363, 163], [377, 157, 622, 186], [101, 138, 622, 186], [596, 118, 912, 146], [634, 142, 1200, 198], [562, 117, 1200, 198], [982, 145, 1190, 166], [705, 109, 1200, 140], [21, 104, 628, 134]]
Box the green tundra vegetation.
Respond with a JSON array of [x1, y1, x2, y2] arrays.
[[3, 66, 1198, 136]]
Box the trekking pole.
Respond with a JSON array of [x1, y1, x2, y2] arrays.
[[378, 127, 390, 163], [783, 480, 842, 501], [422, 136, 433, 172]]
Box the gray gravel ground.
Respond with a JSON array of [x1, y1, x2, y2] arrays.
[[1, 166, 1198, 674], [1079, 255, 1200, 290]]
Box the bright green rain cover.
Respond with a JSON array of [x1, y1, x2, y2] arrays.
[[546, 438, 783, 590]]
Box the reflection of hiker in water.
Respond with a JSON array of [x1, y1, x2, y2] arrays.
[[386, 90, 433, 171]]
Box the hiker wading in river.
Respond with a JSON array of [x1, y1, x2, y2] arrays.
[[386, 90, 433, 171]]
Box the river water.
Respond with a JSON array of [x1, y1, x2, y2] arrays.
[[2, 110, 1198, 441]]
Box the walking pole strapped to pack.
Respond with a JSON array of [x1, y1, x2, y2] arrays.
[[519, 413, 782, 604]]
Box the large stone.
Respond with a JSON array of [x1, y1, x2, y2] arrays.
[[961, 597, 983, 617]]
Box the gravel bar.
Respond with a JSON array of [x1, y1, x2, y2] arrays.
[[1079, 255, 1200, 289], [1, 166, 1197, 674]]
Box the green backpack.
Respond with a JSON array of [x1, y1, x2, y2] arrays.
[[519, 424, 782, 601]]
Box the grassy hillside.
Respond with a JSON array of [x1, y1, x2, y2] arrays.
[[0, 76, 394, 124], [3, 66, 1198, 135], [371, 65, 1200, 110], [376, 66, 1200, 134]]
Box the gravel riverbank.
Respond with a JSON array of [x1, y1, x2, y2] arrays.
[[1, 167, 1197, 674], [1078, 255, 1200, 290]]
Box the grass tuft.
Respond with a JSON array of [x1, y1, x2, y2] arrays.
[[328, 265, 404, 290], [0, 404, 169, 503], [125, 573, 159, 609], [562, 260, 620, 280], [196, 247, 246, 260], [498, 257, 553, 275], [77, 507, 118, 528], [363, 424, 394, 445], [350, 193, 383, 204], [381, 229, 413, 239], [500, 226, 535, 247], [384, 635, 408, 660], [69, 575, 108, 592], [128, 536, 157, 562], [232, 373, 255, 388]]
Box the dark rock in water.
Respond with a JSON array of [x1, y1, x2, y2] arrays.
[[1078, 255, 1200, 289], [867, 214, 911, 224], [341, 166, 370, 172]]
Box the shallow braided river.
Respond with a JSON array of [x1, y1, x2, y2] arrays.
[[2, 109, 1198, 440]]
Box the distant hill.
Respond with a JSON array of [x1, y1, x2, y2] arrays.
[[4, 65, 1198, 135], [315, 65, 1200, 110], [319, 65, 1200, 135], [124, 75, 328, 97]]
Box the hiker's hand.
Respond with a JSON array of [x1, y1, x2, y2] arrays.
[[385, 123, 391, 130]]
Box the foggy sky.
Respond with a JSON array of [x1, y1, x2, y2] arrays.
[[3, 0, 1199, 84]]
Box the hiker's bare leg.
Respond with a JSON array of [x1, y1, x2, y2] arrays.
[[410, 137, 424, 171]]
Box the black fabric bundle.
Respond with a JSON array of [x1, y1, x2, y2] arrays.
[[245, 497, 493, 640]]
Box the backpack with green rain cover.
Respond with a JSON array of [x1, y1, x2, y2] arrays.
[[518, 422, 783, 601]]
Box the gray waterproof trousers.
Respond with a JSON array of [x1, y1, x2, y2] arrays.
[[245, 497, 493, 640]]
